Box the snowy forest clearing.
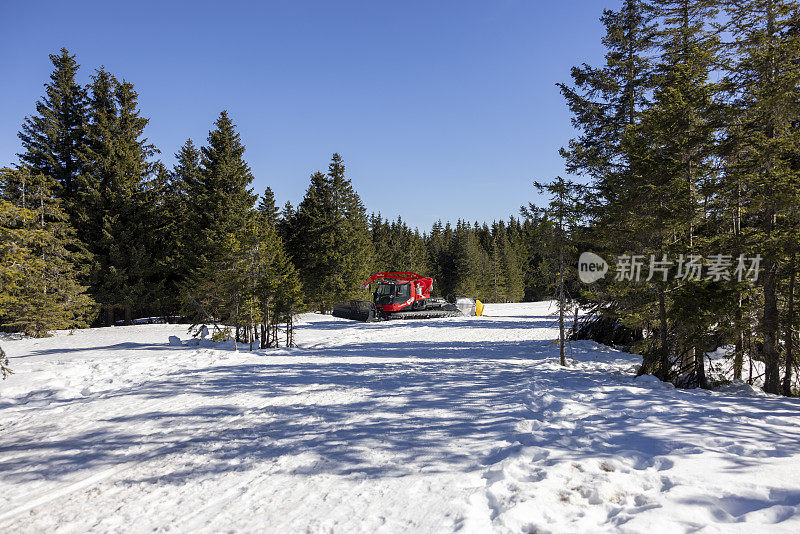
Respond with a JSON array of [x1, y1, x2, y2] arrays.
[[1, 302, 799, 533]]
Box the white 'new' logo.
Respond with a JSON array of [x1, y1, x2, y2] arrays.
[[578, 252, 608, 284]]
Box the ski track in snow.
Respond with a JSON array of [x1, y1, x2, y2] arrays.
[[1, 302, 799, 533]]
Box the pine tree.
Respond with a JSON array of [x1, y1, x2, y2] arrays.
[[0, 168, 95, 336], [17, 48, 88, 207], [532, 177, 585, 366], [181, 112, 258, 329], [494, 222, 524, 302], [623, 0, 723, 384], [285, 154, 372, 311], [258, 187, 279, 227], [723, 0, 800, 393], [188, 111, 257, 260], [150, 139, 202, 314], [78, 70, 159, 324]]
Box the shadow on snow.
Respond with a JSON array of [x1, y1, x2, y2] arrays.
[[2, 313, 800, 514]]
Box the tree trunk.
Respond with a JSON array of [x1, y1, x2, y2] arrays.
[[572, 305, 579, 338], [694, 347, 709, 389], [748, 326, 754, 385], [658, 288, 669, 380], [260, 320, 267, 349], [559, 299, 566, 366], [680, 340, 693, 377], [734, 293, 744, 380], [761, 0, 780, 395], [783, 255, 795, 396], [763, 261, 781, 393], [558, 236, 566, 366], [733, 179, 743, 380]]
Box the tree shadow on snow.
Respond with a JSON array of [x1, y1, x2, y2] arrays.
[[0, 339, 554, 485], [14, 342, 182, 359], [2, 333, 800, 511]]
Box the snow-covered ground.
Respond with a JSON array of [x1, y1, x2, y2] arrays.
[[1, 302, 799, 533]]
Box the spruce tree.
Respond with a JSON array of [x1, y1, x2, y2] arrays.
[[78, 70, 158, 324], [285, 154, 372, 311], [181, 112, 258, 326], [18, 48, 88, 206], [426, 220, 447, 296], [254, 221, 303, 348], [328, 153, 373, 298], [258, 187, 279, 227], [494, 222, 524, 302], [174, 139, 202, 195], [490, 233, 505, 302], [370, 214, 428, 274], [0, 168, 95, 336], [283, 171, 330, 307], [556, 0, 656, 344], [440, 220, 486, 299], [0, 345, 9, 379], [156, 139, 201, 311], [558, 0, 654, 185], [189, 111, 257, 259], [624, 0, 723, 384], [532, 177, 585, 366], [723, 0, 800, 393]]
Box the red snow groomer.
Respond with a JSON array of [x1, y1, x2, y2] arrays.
[[332, 272, 484, 322]]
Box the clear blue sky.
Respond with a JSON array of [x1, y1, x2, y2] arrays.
[[1, 0, 614, 230]]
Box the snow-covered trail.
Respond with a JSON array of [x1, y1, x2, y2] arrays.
[[1, 302, 799, 533]]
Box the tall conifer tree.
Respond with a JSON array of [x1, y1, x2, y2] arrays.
[[79, 70, 158, 323], [18, 48, 88, 206], [723, 0, 800, 393], [0, 168, 95, 335], [284, 154, 372, 311], [189, 111, 257, 259]]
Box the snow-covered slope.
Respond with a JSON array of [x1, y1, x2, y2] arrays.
[[1, 302, 799, 533]]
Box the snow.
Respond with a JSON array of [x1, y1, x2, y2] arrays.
[[1, 302, 799, 533]]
